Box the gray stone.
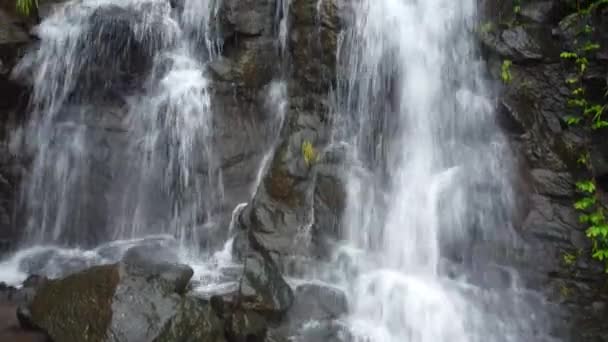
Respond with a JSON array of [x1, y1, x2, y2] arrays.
[[121, 246, 194, 295], [238, 246, 294, 313], [530, 169, 574, 198]]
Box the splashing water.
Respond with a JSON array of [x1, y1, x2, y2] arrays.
[[12, 0, 223, 249], [329, 0, 554, 341]]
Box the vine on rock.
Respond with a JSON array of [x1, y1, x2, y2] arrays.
[[562, 0, 608, 270]]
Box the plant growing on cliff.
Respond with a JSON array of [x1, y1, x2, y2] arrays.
[[563, 0, 608, 271], [574, 179, 608, 267], [16, 0, 37, 16], [301, 140, 318, 167], [501, 60, 512, 84]]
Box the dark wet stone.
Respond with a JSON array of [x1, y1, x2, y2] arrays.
[[153, 296, 226, 342], [238, 247, 293, 314], [121, 246, 193, 295], [226, 309, 268, 342], [530, 169, 574, 198]]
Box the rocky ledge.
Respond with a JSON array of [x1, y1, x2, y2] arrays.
[[0, 242, 349, 342]]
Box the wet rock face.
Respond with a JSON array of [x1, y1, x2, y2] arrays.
[[237, 244, 294, 313], [233, 0, 347, 267], [74, 4, 176, 99], [0, 8, 29, 255], [480, 0, 608, 340]]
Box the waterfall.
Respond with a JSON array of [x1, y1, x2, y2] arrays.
[[330, 0, 553, 340], [12, 0, 223, 249]]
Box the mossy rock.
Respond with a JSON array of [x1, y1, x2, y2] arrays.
[[234, 41, 274, 89], [290, 0, 316, 26], [265, 147, 302, 208], [30, 264, 120, 342]]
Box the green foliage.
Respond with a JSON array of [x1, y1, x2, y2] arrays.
[[16, 0, 37, 16], [573, 178, 608, 271], [563, 2, 608, 272], [301, 140, 318, 167], [501, 60, 512, 84]]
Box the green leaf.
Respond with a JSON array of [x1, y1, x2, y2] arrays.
[[584, 104, 604, 119], [568, 98, 588, 108], [593, 120, 608, 129], [593, 250, 607, 260], [587, 226, 599, 238], [560, 51, 578, 59], [575, 196, 596, 210], [572, 87, 585, 96], [583, 42, 601, 52], [566, 116, 582, 125], [586, 224, 608, 238], [589, 211, 605, 225], [566, 77, 579, 85], [501, 60, 512, 84], [576, 180, 596, 194]]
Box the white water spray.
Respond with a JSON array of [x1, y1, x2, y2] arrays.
[[330, 0, 553, 341]]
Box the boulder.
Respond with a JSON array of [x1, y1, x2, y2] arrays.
[[23, 251, 228, 342], [153, 297, 226, 342], [237, 244, 293, 314]]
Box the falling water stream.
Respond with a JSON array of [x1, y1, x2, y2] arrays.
[[322, 0, 555, 341], [0, 0, 242, 295]]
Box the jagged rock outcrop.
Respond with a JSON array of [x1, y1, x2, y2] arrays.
[[234, 0, 347, 263]]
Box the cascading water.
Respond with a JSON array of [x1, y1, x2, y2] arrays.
[[0, 0, 235, 292], [327, 0, 555, 341], [13, 0, 223, 247], [0, 0, 292, 300]]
